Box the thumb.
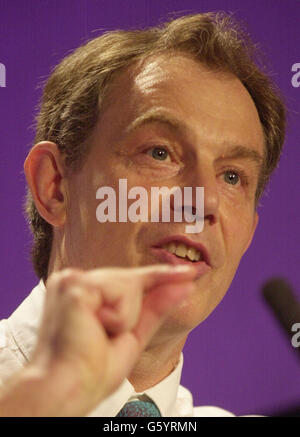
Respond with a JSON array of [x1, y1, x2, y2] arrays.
[[107, 279, 194, 389]]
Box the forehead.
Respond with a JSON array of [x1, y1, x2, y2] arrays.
[[99, 54, 264, 153]]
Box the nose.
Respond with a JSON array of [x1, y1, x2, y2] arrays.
[[171, 161, 219, 226], [199, 162, 219, 225]]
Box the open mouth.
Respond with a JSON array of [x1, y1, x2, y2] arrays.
[[151, 236, 211, 279], [152, 235, 210, 266], [160, 241, 203, 263]]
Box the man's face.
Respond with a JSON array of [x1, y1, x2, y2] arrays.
[[61, 54, 264, 338]]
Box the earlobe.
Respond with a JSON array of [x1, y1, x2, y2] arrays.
[[242, 212, 259, 255], [24, 142, 67, 227]]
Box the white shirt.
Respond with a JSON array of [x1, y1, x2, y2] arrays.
[[0, 280, 236, 417]]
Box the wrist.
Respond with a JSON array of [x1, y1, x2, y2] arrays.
[[0, 361, 103, 417]]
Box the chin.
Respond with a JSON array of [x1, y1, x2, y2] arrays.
[[158, 291, 218, 339]]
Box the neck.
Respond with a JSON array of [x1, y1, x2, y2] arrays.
[[127, 334, 188, 392]]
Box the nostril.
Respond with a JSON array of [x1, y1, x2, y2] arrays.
[[179, 205, 197, 215]]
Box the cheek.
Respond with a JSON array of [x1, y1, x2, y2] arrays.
[[222, 205, 255, 261]]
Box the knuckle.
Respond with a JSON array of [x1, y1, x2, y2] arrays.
[[119, 302, 137, 330], [122, 274, 140, 293], [54, 268, 84, 293]]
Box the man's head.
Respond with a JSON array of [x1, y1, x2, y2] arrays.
[[24, 12, 285, 336]]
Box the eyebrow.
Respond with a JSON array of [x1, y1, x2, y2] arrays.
[[216, 145, 264, 167], [126, 110, 264, 167]]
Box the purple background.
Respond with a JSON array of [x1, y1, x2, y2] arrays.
[[0, 0, 299, 416]]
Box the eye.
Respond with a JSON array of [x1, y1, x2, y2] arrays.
[[146, 146, 171, 162], [223, 170, 241, 185]]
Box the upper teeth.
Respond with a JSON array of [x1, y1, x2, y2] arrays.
[[162, 242, 203, 262]]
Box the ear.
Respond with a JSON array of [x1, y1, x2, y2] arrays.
[[242, 211, 259, 255], [24, 142, 67, 227]]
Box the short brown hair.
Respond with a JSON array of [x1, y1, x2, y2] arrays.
[[25, 12, 286, 280]]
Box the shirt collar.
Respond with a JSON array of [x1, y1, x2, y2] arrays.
[[7, 279, 184, 417], [134, 353, 184, 417], [7, 279, 46, 361], [88, 354, 184, 417]]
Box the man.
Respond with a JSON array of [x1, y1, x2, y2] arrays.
[[0, 12, 285, 416]]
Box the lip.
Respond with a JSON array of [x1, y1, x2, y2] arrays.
[[151, 235, 212, 279]]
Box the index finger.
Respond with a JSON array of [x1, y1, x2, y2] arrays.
[[84, 264, 197, 304], [133, 264, 198, 291]]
